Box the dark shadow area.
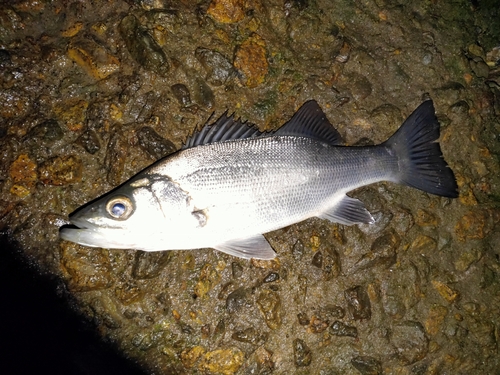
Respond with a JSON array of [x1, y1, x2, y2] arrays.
[[0, 233, 149, 375]]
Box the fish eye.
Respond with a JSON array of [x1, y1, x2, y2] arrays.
[[106, 196, 134, 220]]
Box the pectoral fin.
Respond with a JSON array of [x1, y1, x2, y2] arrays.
[[214, 235, 276, 260], [318, 196, 374, 225]]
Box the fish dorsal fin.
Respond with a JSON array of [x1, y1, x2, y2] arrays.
[[275, 100, 344, 145], [183, 112, 264, 149]]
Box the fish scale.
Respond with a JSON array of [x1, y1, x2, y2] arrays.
[[166, 137, 389, 234]]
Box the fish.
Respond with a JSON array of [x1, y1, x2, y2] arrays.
[[60, 100, 458, 259]]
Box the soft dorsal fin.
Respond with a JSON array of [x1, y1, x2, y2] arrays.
[[275, 100, 344, 145], [183, 112, 264, 149]]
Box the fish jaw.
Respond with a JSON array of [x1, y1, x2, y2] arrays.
[[60, 218, 135, 249]]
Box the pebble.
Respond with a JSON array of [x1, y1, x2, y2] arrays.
[[253, 346, 274, 373], [293, 338, 312, 367], [469, 56, 490, 79], [424, 305, 448, 336], [415, 209, 438, 228], [297, 312, 309, 326], [234, 34, 268, 88], [291, 239, 305, 260], [322, 248, 341, 280], [9, 154, 37, 192], [207, 0, 245, 24], [225, 287, 247, 313], [171, 83, 192, 107], [390, 321, 429, 365], [39, 155, 82, 185], [137, 126, 176, 159], [192, 77, 215, 109], [194, 263, 221, 298], [350, 356, 382, 375], [75, 129, 100, 154], [308, 315, 329, 333], [195, 47, 234, 86], [67, 38, 120, 80], [131, 251, 172, 279], [345, 285, 371, 320], [455, 210, 493, 241], [26, 119, 64, 144], [329, 320, 358, 338], [410, 234, 437, 254], [119, 15, 169, 76], [454, 248, 481, 272], [60, 244, 114, 292], [381, 262, 420, 319], [370, 104, 403, 135], [114, 281, 144, 305], [105, 129, 128, 186], [311, 250, 323, 268], [181, 346, 206, 369], [200, 347, 244, 375], [54, 99, 88, 132], [263, 272, 279, 283], [351, 230, 399, 273], [212, 320, 226, 342], [391, 206, 414, 235], [231, 261, 243, 278], [256, 289, 282, 329], [231, 326, 266, 344], [431, 280, 460, 303], [251, 257, 280, 270], [485, 46, 500, 66], [348, 74, 372, 100]]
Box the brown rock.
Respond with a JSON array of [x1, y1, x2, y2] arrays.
[[293, 338, 312, 367], [424, 305, 448, 336], [345, 285, 371, 320], [39, 155, 82, 185], [68, 38, 120, 80], [234, 34, 268, 88], [200, 347, 245, 375], [257, 289, 282, 329], [455, 210, 493, 241], [195, 263, 221, 298], [9, 154, 37, 195], [207, 0, 245, 24], [60, 243, 114, 292]]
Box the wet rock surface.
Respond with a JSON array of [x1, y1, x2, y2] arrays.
[[1, 1, 499, 374]]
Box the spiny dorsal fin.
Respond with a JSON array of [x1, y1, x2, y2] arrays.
[[275, 100, 344, 145], [183, 100, 343, 149], [183, 112, 264, 149]]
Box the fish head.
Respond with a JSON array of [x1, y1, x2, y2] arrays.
[[60, 174, 203, 250]]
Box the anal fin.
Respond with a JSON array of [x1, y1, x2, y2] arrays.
[[214, 234, 276, 260], [318, 196, 374, 225]]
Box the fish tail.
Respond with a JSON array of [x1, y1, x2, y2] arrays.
[[383, 100, 458, 198]]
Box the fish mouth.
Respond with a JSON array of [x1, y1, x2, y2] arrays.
[[59, 217, 104, 247], [60, 216, 138, 249]]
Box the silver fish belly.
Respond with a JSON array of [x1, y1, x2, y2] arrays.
[[60, 100, 458, 259]]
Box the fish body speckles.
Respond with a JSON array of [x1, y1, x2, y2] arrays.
[[60, 100, 458, 259]]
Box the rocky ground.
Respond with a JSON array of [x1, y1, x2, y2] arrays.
[[1, 0, 499, 374]]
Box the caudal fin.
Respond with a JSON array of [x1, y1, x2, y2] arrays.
[[383, 100, 458, 198]]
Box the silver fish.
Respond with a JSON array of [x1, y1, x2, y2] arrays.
[[60, 100, 458, 259]]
